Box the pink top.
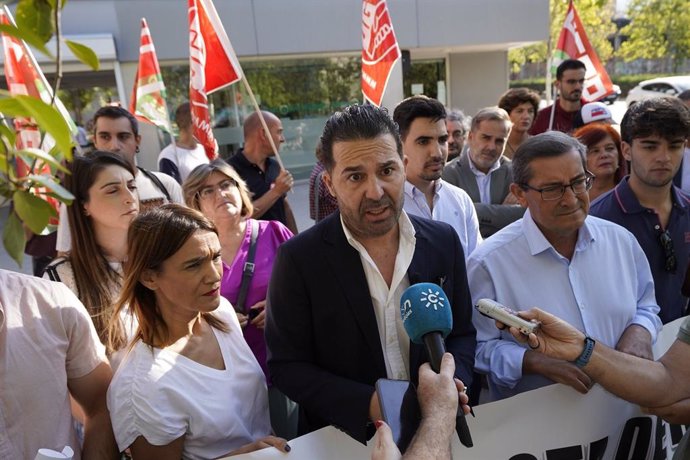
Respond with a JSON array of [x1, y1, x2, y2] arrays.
[[220, 219, 293, 380]]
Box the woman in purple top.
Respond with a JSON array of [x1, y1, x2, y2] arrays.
[[183, 159, 293, 378]]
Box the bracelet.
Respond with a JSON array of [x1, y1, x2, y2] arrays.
[[574, 337, 595, 368]]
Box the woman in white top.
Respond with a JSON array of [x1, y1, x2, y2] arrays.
[[107, 204, 289, 459], [44, 151, 138, 354]]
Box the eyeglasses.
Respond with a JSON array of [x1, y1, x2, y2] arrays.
[[197, 179, 237, 201], [658, 230, 677, 273], [520, 174, 594, 201]]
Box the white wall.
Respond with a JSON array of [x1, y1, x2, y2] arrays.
[[447, 51, 510, 117]]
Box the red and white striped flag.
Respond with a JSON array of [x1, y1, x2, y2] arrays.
[[130, 18, 172, 134], [361, 0, 400, 107], [551, 1, 614, 102], [188, 0, 242, 160]]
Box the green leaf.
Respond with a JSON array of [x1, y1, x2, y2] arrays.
[[0, 24, 52, 57], [0, 121, 17, 147], [0, 94, 74, 160], [65, 39, 99, 71], [15, 148, 69, 173], [16, 0, 54, 45], [13, 189, 56, 233], [2, 210, 25, 267], [23, 173, 73, 201]]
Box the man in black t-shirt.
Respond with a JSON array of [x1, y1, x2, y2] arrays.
[[228, 110, 298, 233]]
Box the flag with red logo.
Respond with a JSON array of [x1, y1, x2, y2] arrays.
[[361, 0, 400, 107], [130, 18, 172, 134], [0, 6, 76, 224], [552, 0, 614, 102], [188, 0, 243, 160]]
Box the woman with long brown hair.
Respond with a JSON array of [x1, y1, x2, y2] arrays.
[[107, 204, 289, 459], [44, 151, 138, 353]]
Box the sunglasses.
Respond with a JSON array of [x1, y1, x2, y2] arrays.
[[658, 230, 677, 273]]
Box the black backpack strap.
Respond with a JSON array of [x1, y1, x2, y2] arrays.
[[235, 220, 259, 313], [137, 166, 172, 202], [44, 264, 61, 282]]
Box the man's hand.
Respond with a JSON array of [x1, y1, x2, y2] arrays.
[[642, 397, 690, 425], [501, 308, 586, 362], [523, 351, 593, 394], [615, 324, 653, 360], [416, 354, 460, 431], [249, 300, 267, 329], [273, 169, 294, 195]]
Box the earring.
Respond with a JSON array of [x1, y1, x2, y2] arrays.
[[135, 146, 140, 153]]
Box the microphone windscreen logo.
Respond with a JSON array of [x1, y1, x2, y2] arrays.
[[400, 282, 453, 344]]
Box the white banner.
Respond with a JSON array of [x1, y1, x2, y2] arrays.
[[231, 318, 688, 460]]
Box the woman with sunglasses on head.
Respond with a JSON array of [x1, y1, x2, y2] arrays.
[[44, 151, 139, 355], [107, 205, 289, 459]]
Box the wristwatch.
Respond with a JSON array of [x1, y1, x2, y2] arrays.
[[574, 337, 595, 368]]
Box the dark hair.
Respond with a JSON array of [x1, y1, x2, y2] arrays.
[[498, 88, 541, 116], [556, 59, 586, 80], [678, 90, 690, 102], [620, 97, 690, 144], [66, 151, 137, 353], [573, 123, 628, 182], [109, 204, 228, 351], [393, 95, 446, 140], [513, 131, 587, 185], [320, 104, 402, 172], [175, 102, 192, 130], [93, 105, 139, 137]]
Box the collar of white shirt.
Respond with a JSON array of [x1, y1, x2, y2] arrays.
[[340, 211, 417, 380], [521, 208, 595, 258]]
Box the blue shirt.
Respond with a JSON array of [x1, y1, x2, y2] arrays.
[[467, 209, 662, 402], [590, 178, 690, 324], [403, 179, 482, 258]]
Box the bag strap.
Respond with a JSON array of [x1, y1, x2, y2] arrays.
[[137, 166, 172, 202], [45, 264, 61, 282], [235, 219, 259, 313]]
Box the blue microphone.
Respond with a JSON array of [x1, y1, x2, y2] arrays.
[[400, 282, 473, 448], [400, 282, 453, 371]]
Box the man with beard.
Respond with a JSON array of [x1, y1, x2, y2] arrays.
[[590, 97, 690, 323], [446, 109, 470, 161], [265, 104, 476, 443], [442, 107, 525, 237], [468, 131, 661, 402], [530, 59, 586, 135], [395, 96, 482, 258]]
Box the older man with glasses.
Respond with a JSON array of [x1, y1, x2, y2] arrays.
[[590, 97, 690, 324], [467, 131, 662, 403]]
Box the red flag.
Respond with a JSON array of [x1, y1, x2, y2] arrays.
[[188, 0, 242, 160], [0, 6, 76, 225], [130, 18, 172, 134], [361, 0, 400, 107], [552, 1, 614, 102]]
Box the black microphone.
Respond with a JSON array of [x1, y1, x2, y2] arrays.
[[400, 282, 473, 448]]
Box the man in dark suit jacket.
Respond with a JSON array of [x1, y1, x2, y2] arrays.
[[442, 107, 525, 237], [265, 104, 476, 443]]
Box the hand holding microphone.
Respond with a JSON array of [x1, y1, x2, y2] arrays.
[[400, 282, 473, 448]]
